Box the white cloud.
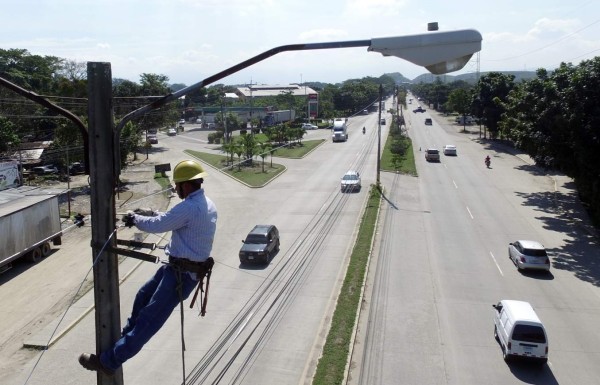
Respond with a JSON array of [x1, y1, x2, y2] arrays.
[[298, 29, 349, 41]]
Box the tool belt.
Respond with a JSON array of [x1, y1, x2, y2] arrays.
[[169, 256, 213, 275], [169, 256, 214, 316]]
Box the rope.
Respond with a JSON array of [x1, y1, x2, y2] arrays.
[[176, 267, 187, 385]]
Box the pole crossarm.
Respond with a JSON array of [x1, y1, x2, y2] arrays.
[[115, 39, 371, 134]]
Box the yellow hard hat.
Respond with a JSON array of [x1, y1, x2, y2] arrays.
[[173, 160, 207, 183]]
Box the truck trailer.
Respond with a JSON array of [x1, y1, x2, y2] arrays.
[[263, 110, 296, 126], [0, 189, 62, 273]]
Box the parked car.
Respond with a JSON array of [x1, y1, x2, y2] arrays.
[[32, 165, 58, 175], [508, 240, 551, 271], [167, 128, 177, 136], [239, 225, 280, 264], [301, 123, 318, 130], [341, 170, 361, 192], [68, 162, 86, 175], [424, 118, 432, 125], [148, 134, 158, 144], [425, 148, 440, 162], [413, 106, 426, 113], [178, 119, 186, 125], [443, 145, 457, 156]]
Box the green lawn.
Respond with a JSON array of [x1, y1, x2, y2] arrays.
[[185, 150, 285, 187], [185, 139, 324, 187]]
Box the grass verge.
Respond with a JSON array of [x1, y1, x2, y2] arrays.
[[312, 185, 382, 385]]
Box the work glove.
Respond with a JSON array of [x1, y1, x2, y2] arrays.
[[134, 207, 157, 217], [122, 211, 136, 228]]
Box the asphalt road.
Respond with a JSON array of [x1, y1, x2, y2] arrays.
[[349, 97, 600, 385], [0, 105, 393, 385]]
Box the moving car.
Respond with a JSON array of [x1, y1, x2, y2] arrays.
[[239, 225, 280, 264], [341, 170, 361, 192], [425, 148, 440, 162], [32, 165, 58, 175], [148, 134, 158, 144], [167, 128, 177, 136], [424, 118, 432, 125], [301, 123, 318, 130], [413, 106, 426, 113], [508, 240, 551, 271], [178, 119, 185, 125], [493, 300, 548, 364], [443, 145, 457, 156]]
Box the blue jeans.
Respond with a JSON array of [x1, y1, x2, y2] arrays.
[[100, 264, 197, 371]]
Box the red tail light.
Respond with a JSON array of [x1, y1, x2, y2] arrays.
[[545, 258, 550, 264], [520, 257, 526, 263], [545, 346, 548, 354], [507, 341, 511, 350]]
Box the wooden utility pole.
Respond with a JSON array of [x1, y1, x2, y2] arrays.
[[87, 62, 124, 385]]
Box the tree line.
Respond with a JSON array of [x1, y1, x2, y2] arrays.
[[411, 59, 600, 225]]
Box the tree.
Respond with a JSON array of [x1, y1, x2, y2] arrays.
[[472, 72, 515, 139], [446, 88, 472, 131], [0, 116, 19, 152], [256, 142, 272, 173]]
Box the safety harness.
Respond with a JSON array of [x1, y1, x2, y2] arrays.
[[169, 256, 214, 316]]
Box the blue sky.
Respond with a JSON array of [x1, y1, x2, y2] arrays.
[[2, 0, 599, 86]]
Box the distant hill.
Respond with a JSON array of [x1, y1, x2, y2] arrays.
[[383, 72, 412, 84], [410, 71, 537, 84]]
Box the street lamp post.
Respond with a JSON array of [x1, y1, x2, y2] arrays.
[[88, 28, 482, 385]]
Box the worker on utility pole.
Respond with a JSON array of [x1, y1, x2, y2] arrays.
[[79, 159, 217, 376]]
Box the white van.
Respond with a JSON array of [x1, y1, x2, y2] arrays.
[[493, 300, 548, 364], [332, 118, 348, 142]]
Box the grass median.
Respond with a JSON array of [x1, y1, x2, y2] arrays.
[[312, 185, 381, 385]]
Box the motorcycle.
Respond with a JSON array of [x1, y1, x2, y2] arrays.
[[362, 127, 366, 135], [485, 157, 491, 168]]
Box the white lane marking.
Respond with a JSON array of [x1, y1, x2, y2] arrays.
[[466, 206, 474, 219], [453, 180, 458, 189], [490, 252, 504, 276]]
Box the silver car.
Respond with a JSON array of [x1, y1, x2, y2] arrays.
[[341, 170, 361, 193], [508, 240, 551, 271]]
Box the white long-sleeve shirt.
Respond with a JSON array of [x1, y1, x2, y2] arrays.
[[133, 189, 217, 262]]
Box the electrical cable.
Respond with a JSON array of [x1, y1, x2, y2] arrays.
[[22, 225, 121, 385]]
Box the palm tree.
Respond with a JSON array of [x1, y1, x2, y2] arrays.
[[233, 142, 244, 171], [257, 142, 272, 173]]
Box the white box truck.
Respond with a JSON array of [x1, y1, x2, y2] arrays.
[[0, 189, 62, 273], [332, 118, 348, 142]]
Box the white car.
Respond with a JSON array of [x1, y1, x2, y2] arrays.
[[443, 145, 457, 156], [508, 240, 551, 271], [167, 128, 177, 136], [178, 119, 185, 125], [341, 170, 361, 192], [301, 123, 318, 130]]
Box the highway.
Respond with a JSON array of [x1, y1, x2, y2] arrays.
[[349, 98, 600, 385], [3, 97, 599, 385]]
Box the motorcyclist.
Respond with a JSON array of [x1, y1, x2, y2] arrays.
[[485, 155, 491, 168], [362, 126, 366, 134]]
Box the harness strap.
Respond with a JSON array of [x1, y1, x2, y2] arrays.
[[169, 256, 214, 316]]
